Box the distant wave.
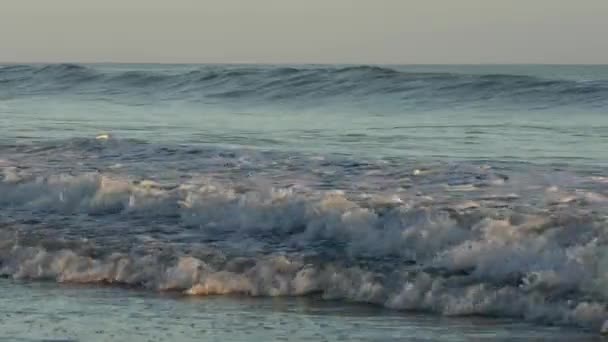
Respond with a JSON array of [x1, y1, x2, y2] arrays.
[[1, 64, 606, 109]]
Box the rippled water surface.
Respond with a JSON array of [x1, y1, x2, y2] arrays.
[[0, 279, 601, 342], [1, 64, 607, 339]]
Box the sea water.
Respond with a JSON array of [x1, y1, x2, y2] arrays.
[[0, 64, 607, 340]]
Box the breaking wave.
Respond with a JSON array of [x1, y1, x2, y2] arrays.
[[1, 139, 608, 332]]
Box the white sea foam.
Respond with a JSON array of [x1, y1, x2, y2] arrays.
[[0, 168, 607, 332]]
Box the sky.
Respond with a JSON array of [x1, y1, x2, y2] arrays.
[[1, 0, 607, 64]]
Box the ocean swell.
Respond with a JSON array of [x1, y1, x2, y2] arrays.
[[1, 64, 606, 109]]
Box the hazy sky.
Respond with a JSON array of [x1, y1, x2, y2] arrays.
[[1, 0, 607, 64]]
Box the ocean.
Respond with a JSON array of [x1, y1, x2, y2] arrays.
[[0, 63, 607, 341]]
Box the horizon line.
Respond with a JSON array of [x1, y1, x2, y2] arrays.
[[1, 60, 607, 66]]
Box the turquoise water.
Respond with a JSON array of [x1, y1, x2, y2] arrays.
[[1, 64, 607, 340]]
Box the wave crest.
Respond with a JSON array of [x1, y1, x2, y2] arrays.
[[1, 64, 606, 108], [1, 167, 608, 331]]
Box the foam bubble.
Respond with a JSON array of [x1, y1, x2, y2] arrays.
[[0, 165, 607, 332]]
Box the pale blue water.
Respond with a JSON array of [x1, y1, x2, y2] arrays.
[[1, 64, 607, 164], [0, 279, 600, 342], [0, 64, 607, 340]]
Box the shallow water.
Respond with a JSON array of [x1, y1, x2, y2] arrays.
[[0, 279, 600, 342], [1, 64, 607, 339]]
